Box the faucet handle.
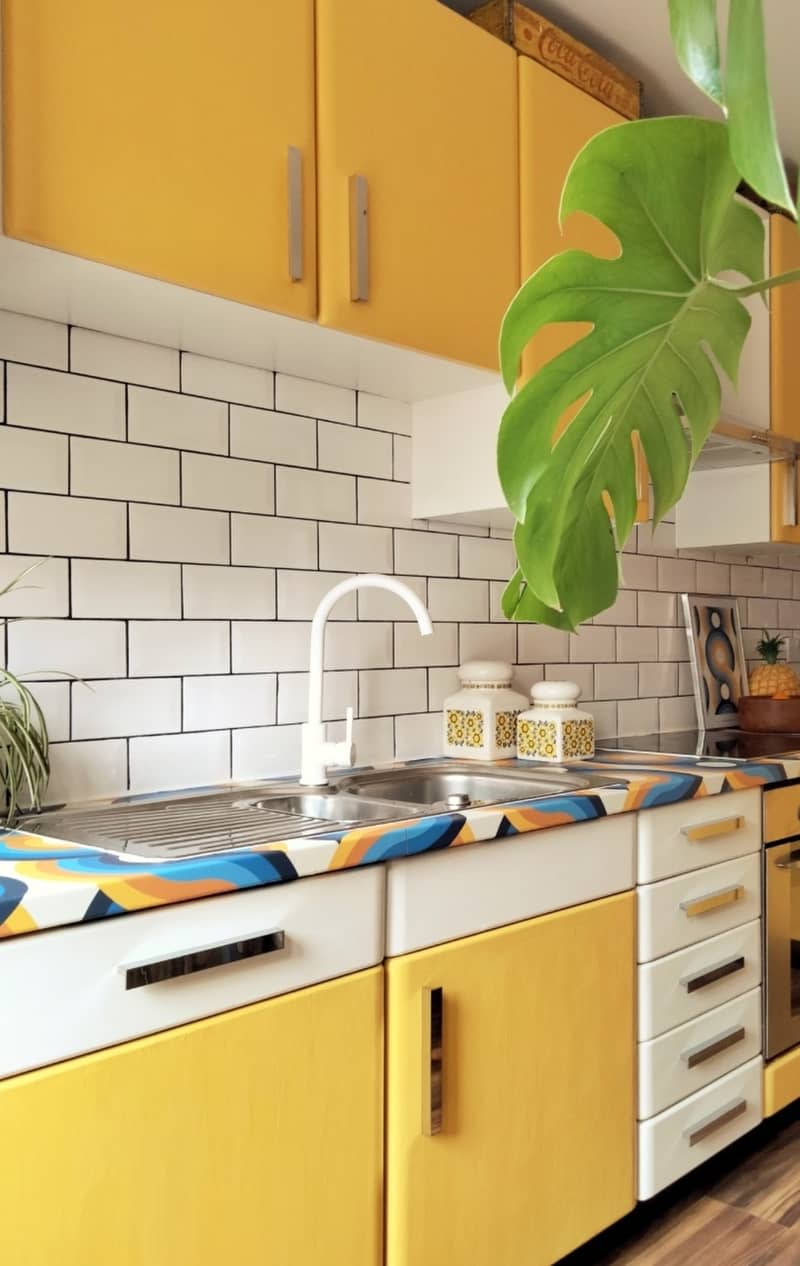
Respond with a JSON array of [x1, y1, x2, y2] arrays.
[[331, 706, 357, 770]]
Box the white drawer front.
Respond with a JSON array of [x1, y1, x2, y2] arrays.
[[638, 987, 762, 1119], [638, 1056, 762, 1199], [0, 867, 385, 1078], [637, 788, 761, 884], [638, 852, 761, 963], [638, 919, 762, 1041]]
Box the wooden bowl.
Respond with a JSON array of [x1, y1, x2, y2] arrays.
[[738, 695, 800, 733]]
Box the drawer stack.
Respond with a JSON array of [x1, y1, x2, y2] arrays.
[[636, 789, 764, 1199]]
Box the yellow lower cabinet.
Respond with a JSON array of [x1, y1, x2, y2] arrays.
[[0, 966, 383, 1266], [386, 893, 636, 1266]]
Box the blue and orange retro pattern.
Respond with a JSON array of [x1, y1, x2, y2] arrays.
[[1, 752, 798, 940]]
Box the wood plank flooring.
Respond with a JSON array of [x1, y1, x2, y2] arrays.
[[560, 1104, 800, 1265]]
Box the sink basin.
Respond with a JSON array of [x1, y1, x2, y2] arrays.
[[336, 761, 618, 810], [232, 793, 422, 825]]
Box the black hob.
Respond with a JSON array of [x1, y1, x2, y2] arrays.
[[598, 729, 800, 760]]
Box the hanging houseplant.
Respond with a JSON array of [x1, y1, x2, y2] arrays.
[[0, 562, 52, 824]]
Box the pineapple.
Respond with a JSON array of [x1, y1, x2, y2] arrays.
[[749, 630, 800, 698]]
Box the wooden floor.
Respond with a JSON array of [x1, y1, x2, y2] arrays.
[[560, 1104, 800, 1265]]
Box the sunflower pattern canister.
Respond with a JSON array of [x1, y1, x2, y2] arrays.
[[517, 681, 595, 763], [443, 661, 528, 761]]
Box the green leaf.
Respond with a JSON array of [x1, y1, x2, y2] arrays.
[[726, 0, 796, 217], [498, 117, 765, 627], [668, 0, 724, 106]]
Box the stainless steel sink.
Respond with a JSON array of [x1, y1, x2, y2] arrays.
[[337, 761, 618, 811]]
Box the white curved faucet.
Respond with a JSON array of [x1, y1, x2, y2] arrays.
[[300, 574, 433, 786]]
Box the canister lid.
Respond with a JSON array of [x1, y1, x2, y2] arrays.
[[458, 660, 513, 686], [530, 680, 582, 705]]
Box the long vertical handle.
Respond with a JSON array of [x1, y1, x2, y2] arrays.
[[288, 145, 304, 282], [421, 986, 443, 1136], [349, 174, 370, 302]]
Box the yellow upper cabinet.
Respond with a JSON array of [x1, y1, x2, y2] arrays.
[[0, 967, 383, 1266], [315, 0, 519, 370], [3, 0, 317, 318], [770, 214, 800, 543], [385, 893, 636, 1266]]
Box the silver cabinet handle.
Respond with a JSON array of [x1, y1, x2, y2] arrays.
[[680, 884, 745, 918], [682, 815, 745, 843], [683, 1097, 747, 1147], [421, 985, 443, 1136], [680, 955, 746, 994], [287, 145, 304, 282], [681, 1024, 746, 1068], [775, 849, 800, 870], [349, 174, 369, 302], [120, 929, 286, 991]]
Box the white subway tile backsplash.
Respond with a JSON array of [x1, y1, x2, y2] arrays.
[[459, 622, 516, 665], [569, 626, 615, 663], [129, 730, 231, 793], [230, 405, 316, 468], [45, 740, 128, 806], [696, 561, 731, 593], [359, 668, 427, 716], [232, 622, 311, 674], [746, 597, 779, 629], [323, 623, 394, 671], [0, 312, 68, 369], [71, 437, 179, 504], [778, 599, 800, 627], [277, 570, 356, 621], [276, 465, 355, 522], [7, 364, 125, 439], [130, 504, 229, 564], [764, 568, 793, 599], [181, 353, 273, 407], [594, 662, 638, 701], [231, 513, 317, 570], [0, 556, 69, 617], [657, 557, 697, 592], [232, 724, 303, 781], [393, 435, 411, 482], [129, 387, 228, 455], [17, 681, 70, 743], [72, 560, 181, 618], [731, 564, 764, 598], [0, 426, 68, 493], [592, 589, 637, 626], [458, 536, 515, 581], [129, 621, 230, 677], [518, 625, 569, 664], [357, 392, 411, 434], [183, 674, 276, 730], [428, 578, 488, 622], [357, 478, 414, 528], [395, 712, 442, 761], [637, 520, 676, 556], [584, 700, 619, 739], [620, 553, 658, 590], [318, 420, 393, 478], [395, 530, 457, 578], [277, 671, 357, 725], [318, 523, 393, 574], [357, 576, 427, 621], [616, 626, 658, 662], [638, 662, 678, 698], [18, 620, 121, 684], [276, 374, 355, 425], [395, 621, 458, 667], [182, 452, 273, 514], [332, 716, 395, 766], [182, 565, 275, 619], [73, 678, 181, 740], [9, 493, 127, 558], [70, 329, 179, 389], [428, 666, 461, 711], [542, 662, 592, 700], [659, 695, 698, 732], [617, 698, 659, 735], [659, 626, 690, 661], [637, 591, 677, 627]]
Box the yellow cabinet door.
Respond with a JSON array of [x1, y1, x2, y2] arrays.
[[386, 893, 635, 1266], [0, 967, 383, 1266], [770, 213, 800, 544], [316, 0, 519, 370], [3, 0, 316, 318]]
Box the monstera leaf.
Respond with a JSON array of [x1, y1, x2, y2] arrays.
[[498, 117, 765, 628]]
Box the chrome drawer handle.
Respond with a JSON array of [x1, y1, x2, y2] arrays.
[[682, 815, 745, 843], [287, 145, 304, 282], [680, 955, 746, 993], [681, 1024, 746, 1068], [775, 850, 800, 870], [683, 1097, 747, 1147], [680, 885, 745, 918], [349, 173, 370, 302], [421, 986, 443, 1137], [120, 929, 286, 991]]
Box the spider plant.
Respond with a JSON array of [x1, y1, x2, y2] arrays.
[[0, 562, 51, 824]]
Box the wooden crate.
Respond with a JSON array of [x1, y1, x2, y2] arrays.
[[470, 0, 641, 120]]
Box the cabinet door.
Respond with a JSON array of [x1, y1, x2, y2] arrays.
[[316, 0, 518, 370], [770, 213, 800, 544], [0, 967, 383, 1266], [3, 0, 316, 318], [386, 893, 635, 1266]]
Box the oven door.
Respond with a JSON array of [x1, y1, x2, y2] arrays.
[[766, 840, 800, 1058]]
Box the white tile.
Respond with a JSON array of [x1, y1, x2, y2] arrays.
[[0, 494, 6, 551], [638, 662, 678, 699], [183, 674, 276, 730], [778, 599, 800, 626], [73, 678, 181, 739], [793, 572, 800, 600], [129, 731, 231, 793], [45, 739, 127, 805], [232, 622, 311, 674], [427, 578, 488, 622], [275, 374, 355, 425], [659, 626, 690, 661], [357, 477, 414, 528], [617, 698, 659, 735], [731, 564, 764, 598], [429, 518, 488, 537], [129, 621, 230, 677], [128, 387, 228, 454], [40, 632, 124, 711], [659, 695, 698, 731], [230, 405, 316, 468], [696, 561, 731, 593], [8, 492, 126, 558], [0, 426, 68, 492], [329, 716, 395, 767], [231, 514, 317, 569], [569, 626, 615, 663], [458, 622, 516, 664], [616, 627, 658, 663], [517, 625, 569, 663], [276, 465, 355, 522], [323, 623, 394, 670], [428, 666, 460, 711], [232, 724, 303, 780], [7, 364, 125, 438], [395, 712, 442, 761], [458, 536, 515, 581], [10, 681, 70, 743], [72, 560, 181, 618], [0, 311, 68, 369], [277, 671, 357, 725], [395, 529, 457, 578], [276, 570, 356, 620], [181, 353, 273, 407], [357, 576, 427, 621], [318, 420, 393, 478], [678, 662, 695, 695], [71, 437, 179, 503], [746, 597, 779, 629], [0, 556, 69, 616], [395, 622, 457, 667], [357, 392, 411, 434], [657, 557, 697, 592], [592, 589, 638, 626], [129, 504, 229, 564], [619, 553, 657, 589], [359, 668, 427, 716], [70, 328, 179, 389], [594, 663, 638, 700], [393, 435, 411, 482], [583, 700, 618, 739], [182, 452, 273, 514], [513, 665, 546, 696], [764, 568, 793, 599], [318, 522, 392, 573], [182, 565, 275, 619], [637, 591, 678, 627], [544, 663, 594, 701], [490, 579, 511, 622], [637, 520, 676, 556]]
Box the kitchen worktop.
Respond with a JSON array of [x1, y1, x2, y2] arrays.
[[1, 751, 797, 940]]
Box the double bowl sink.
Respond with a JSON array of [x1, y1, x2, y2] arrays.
[[20, 761, 619, 862]]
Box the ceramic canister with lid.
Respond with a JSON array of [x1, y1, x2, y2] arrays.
[[517, 680, 595, 763], [443, 661, 528, 761]]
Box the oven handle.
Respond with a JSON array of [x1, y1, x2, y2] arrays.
[[774, 849, 800, 870]]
